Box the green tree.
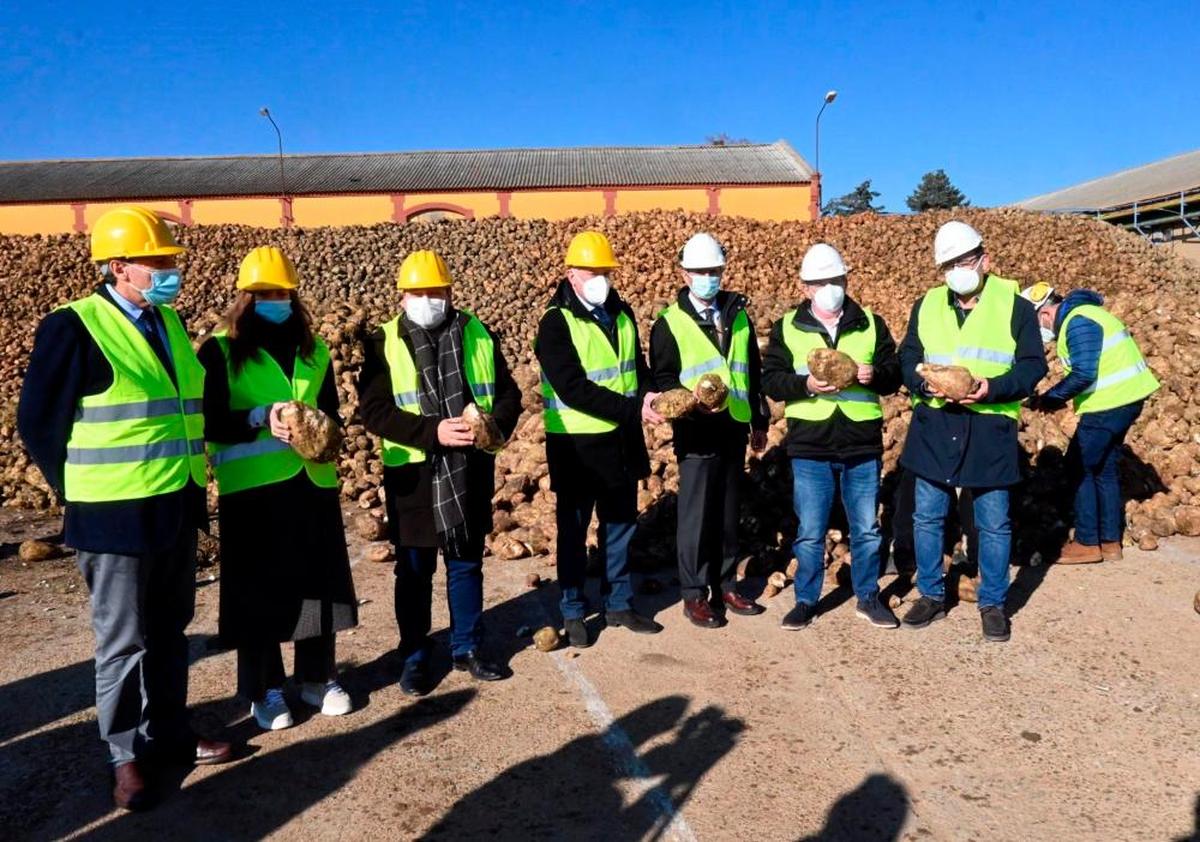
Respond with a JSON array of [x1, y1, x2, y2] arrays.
[[906, 169, 969, 212], [822, 180, 884, 216]]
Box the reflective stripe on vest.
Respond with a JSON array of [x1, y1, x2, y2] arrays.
[[657, 303, 752, 422], [540, 307, 639, 434], [1057, 304, 1160, 414], [379, 312, 496, 466], [914, 277, 1021, 420], [206, 334, 339, 495], [62, 294, 206, 503], [781, 307, 882, 421]]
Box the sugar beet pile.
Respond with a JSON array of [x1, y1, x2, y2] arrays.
[[2, 208, 1198, 569]]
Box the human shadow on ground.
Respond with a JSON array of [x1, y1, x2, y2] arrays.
[[1172, 793, 1200, 841], [420, 694, 743, 841], [797, 772, 910, 842]]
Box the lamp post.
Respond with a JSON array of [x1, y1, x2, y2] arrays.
[[814, 90, 837, 214], [259, 107, 286, 198]]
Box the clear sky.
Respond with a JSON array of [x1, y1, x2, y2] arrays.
[[1, 1, 1196, 209]]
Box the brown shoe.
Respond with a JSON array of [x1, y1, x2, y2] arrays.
[[1057, 541, 1103, 564], [682, 597, 721, 628], [721, 590, 766, 616], [113, 760, 150, 811], [193, 737, 234, 766], [1100, 542, 1123, 561]]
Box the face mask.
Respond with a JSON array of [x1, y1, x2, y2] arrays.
[[1040, 326, 1055, 343], [581, 274, 610, 306], [688, 272, 721, 301], [944, 255, 983, 296], [132, 267, 182, 306], [404, 295, 448, 329], [813, 283, 845, 313], [255, 300, 293, 324]]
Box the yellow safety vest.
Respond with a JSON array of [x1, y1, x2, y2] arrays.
[[914, 277, 1021, 420], [539, 307, 639, 434], [781, 307, 882, 421], [656, 302, 752, 422], [61, 293, 206, 503], [1058, 305, 1159, 414], [206, 333, 339, 495], [379, 312, 496, 467]]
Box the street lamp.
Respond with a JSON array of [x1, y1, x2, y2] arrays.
[[259, 107, 286, 198], [814, 90, 838, 177]]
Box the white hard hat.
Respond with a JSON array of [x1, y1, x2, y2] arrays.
[[933, 220, 983, 267], [800, 243, 847, 282], [679, 233, 726, 269]]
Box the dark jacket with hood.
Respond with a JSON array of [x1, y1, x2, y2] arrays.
[[357, 308, 522, 554], [534, 279, 652, 493], [649, 287, 769, 456], [761, 296, 902, 460], [1043, 289, 1109, 405]]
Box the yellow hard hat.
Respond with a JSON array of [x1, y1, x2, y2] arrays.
[[565, 231, 619, 269], [237, 246, 299, 291], [1020, 281, 1055, 310], [397, 250, 452, 290], [90, 206, 185, 262]]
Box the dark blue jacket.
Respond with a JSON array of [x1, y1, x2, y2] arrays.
[[17, 285, 207, 555], [898, 279, 1048, 488], [1044, 289, 1105, 403]]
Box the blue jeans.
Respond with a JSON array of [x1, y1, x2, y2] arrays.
[[1066, 401, 1143, 545], [394, 547, 483, 663], [913, 477, 1009, 608], [791, 456, 883, 605], [555, 484, 636, 620]]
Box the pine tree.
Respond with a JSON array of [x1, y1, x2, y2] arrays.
[[822, 180, 884, 216], [906, 170, 969, 212]]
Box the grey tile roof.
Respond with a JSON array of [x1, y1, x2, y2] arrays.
[[1016, 148, 1200, 212], [0, 141, 812, 203]]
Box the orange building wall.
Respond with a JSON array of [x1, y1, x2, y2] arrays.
[[0, 184, 813, 235]]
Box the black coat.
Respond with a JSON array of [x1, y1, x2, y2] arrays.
[[761, 297, 902, 460], [534, 280, 652, 492], [17, 285, 206, 555], [198, 325, 357, 644], [649, 287, 768, 456], [897, 279, 1048, 488], [356, 310, 521, 555]]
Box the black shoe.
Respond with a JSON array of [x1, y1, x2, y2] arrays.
[[856, 595, 900, 629], [781, 602, 815, 630], [901, 596, 946, 628], [564, 618, 591, 648], [980, 606, 1010, 642], [453, 651, 507, 682], [605, 609, 663, 634], [398, 661, 431, 697]]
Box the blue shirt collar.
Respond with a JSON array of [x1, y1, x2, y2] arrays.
[[106, 284, 149, 322]]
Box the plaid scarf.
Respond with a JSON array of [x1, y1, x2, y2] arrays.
[[404, 308, 472, 553]]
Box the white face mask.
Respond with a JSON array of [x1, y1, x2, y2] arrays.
[[813, 283, 845, 313], [945, 255, 983, 296], [1040, 326, 1055, 343], [581, 274, 611, 306], [404, 295, 448, 329]]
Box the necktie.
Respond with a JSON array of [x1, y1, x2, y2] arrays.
[[593, 307, 613, 330], [702, 308, 726, 351], [138, 311, 175, 379]]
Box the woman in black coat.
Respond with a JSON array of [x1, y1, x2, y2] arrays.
[[199, 247, 357, 731]]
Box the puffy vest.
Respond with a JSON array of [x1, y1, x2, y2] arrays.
[[1058, 305, 1159, 414], [540, 307, 639, 434], [656, 302, 752, 423], [379, 312, 496, 467], [914, 277, 1021, 420], [781, 308, 883, 422], [61, 293, 206, 503], [206, 333, 339, 495]]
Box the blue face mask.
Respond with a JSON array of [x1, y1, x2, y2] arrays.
[[689, 272, 721, 301], [136, 268, 182, 306], [255, 300, 293, 324]]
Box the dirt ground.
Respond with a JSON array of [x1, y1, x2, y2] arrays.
[[1, 506, 1199, 842]]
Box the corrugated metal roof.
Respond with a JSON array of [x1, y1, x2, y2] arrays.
[[0, 141, 812, 203], [1016, 148, 1200, 212]]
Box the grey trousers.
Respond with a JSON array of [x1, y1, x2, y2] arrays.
[[76, 530, 197, 764]]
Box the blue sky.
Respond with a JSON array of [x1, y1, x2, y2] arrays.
[[1, 1, 1195, 209]]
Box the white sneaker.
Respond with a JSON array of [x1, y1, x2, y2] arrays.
[[251, 688, 293, 731], [301, 680, 353, 716]]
